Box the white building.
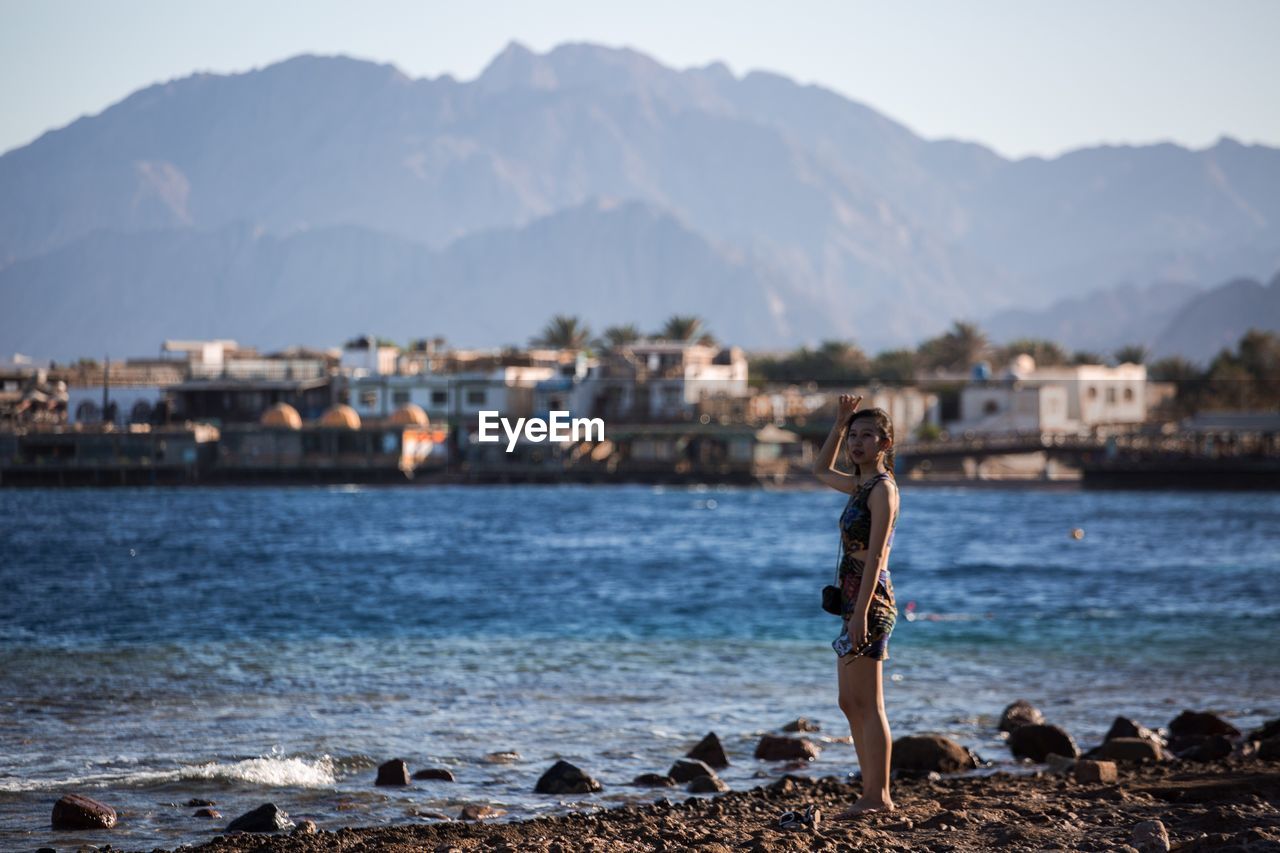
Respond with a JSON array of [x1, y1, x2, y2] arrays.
[[345, 365, 557, 423], [954, 359, 1148, 434]]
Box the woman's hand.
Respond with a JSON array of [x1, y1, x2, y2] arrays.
[[846, 612, 868, 650], [837, 394, 863, 418]]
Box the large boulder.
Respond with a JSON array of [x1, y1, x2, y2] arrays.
[[668, 758, 717, 784], [1258, 736, 1280, 760], [754, 734, 820, 762], [1176, 734, 1233, 762], [1249, 718, 1280, 742], [375, 759, 410, 786], [687, 732, 729, 768], [998, 700, 1045, 733], [1097, 737, 1167, 763], [688, 774, 729, 793], [412, 767, 456, 782], [1105, 716, 1164, 746], [892, 735, 977, 774], [227, 803, 294, 833], [1009, 724, 1079, 762], [782, 718, 821, 733], [632, 773, 676, 787], [51, 794, 117, 830], [534, 760, 602, 795], [1168, 710, 1240, 739]]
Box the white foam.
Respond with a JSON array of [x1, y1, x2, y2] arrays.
[[0, 755, 337, 792]]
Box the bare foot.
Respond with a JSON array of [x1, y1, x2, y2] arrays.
[[832, 797, 896, 820]]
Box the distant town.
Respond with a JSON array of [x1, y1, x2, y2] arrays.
[[1, 316, 1277, 488]]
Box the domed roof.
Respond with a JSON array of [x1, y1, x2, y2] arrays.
[[260, 402, 302, 429], [387, 403, 429, 427], [319, 404, 362, 430]]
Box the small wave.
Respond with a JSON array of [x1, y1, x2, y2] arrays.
[[0, 755, 338, 793]]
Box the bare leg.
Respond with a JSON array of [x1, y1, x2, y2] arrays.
[[835, 654, 894, 818]]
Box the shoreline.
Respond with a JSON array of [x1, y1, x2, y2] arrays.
[[168, 757, 1280, 852]]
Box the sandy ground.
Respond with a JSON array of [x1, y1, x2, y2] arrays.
[[158, 756, 1280, 852]]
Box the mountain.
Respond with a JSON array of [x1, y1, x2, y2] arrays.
[[982, 280, 1206, 354], [1151, 272, 1280, 362], [3, 42, 1279, 357], [0, 200, 832, 357]]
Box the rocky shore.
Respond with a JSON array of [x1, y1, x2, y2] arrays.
[[49, 708, 1280, 852]]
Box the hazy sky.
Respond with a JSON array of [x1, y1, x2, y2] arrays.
[[2, 0, 1278, 159]]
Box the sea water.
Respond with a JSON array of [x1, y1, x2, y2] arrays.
[[1, 485, 1277, 848]]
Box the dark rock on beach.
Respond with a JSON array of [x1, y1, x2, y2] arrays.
[[1097, 737, 1167, 763], [534, 760, 602, 795], [226, 802, 294, 833], [631, 773, 676, 787], [412, 767, 456, 782], [892, 734, 978, 774], [1259, 736, 1280, 760], [186, 798, 216, 807], [686, 731, 729, 768], [376, 758, 411, 786], [1105, 715, 1165, 746], [51, 793, 117, 830], [1249, 717, 1280, 742], [458, 804, 506, 821], [292, 819, 318, 835], [998, 699, 1045, 732], [1168, 709, 1241, 739], [781, 717, 821, 733], [1008, 723, 1080, 761], [1177, 733, 1234, 762], [667, 758, 717, 784], [687, 773, 729, 793], [194, 807, 222, 819], [753, 734, 820, 762]]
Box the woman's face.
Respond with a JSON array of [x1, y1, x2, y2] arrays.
[[846, 419, 888, 465]]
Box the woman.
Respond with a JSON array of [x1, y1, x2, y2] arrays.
[[812, 393, 899, 817]]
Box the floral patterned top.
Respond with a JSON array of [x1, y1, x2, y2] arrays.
[[837, 472, 898, 625]]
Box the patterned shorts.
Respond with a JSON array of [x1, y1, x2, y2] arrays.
[[837, 566, 897, 662]]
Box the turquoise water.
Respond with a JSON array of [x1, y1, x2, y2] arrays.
[[1, 485, 1277, 848]]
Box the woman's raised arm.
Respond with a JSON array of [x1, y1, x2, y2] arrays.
[[812, 393, 861, 494]]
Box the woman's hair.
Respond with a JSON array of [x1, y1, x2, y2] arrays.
[[844, 407, 895, 476]]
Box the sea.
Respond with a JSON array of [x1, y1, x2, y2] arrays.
[[2, 484, 1277, 849]]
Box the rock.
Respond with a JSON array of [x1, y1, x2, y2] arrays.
[[687, 774, 729, 793], [1008, 724, 1080, 762], [51, 794, 118, 830], [781, 717, 821, 733], [1168, 710, 1240, 739], [1259, 736, 1280, 760], [458, 804, 506, 821], [194, 807, 222, 819], [534, 760, 602, 794], [292, 819, 318, 835], [226, 803, 294, 833], [412, 767, 456, 782], [375, 758, 411, 786], [1075, 759, 1118, 784], [668, 758, 718, 784], [1104, 716, 1164, 746], [632, 773, 676, 787], [1132, 819, 1171, 853], [1176, 734, 1233, 762], [483, 751, 521, 764], [999, 700, 1045, 732], [753, 734, 820, 762], [1097, 737, 1166, 763], [687, 732, 729, 768], [186, 798, 216, 807], [1249, 718, 1280, 741], [1045, 753, 1077, 775], [891, 735, 977, 774]]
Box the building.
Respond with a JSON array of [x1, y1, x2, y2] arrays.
[[954, 358, 1148, 434], [573, 342, 750, 422]]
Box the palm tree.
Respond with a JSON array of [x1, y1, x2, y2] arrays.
[[600, 324, 642, 349], [1113, 344, 1148, 365], [531, 315, 591, 349], [657, 315, 706, 343], [918, 321, 990, 371]]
